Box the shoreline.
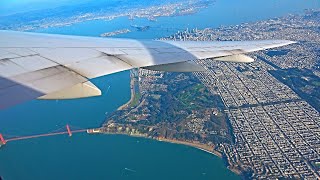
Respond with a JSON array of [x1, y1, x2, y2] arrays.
[[104, 70, 242, 176], [89, 129, 241, 175], [113, 71, 222, 157], [103, 70, 242, 176], [117, 70, 136, 110], [93, 130, 219, 156], [156, 137, 222, 158], [99, 131, 220, 157]]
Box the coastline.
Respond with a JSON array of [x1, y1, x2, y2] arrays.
[[143, 136, 241, 175], [90, 130, 242, 176], [117, 70, 136, 110], [107, 71, 223, 158], [153, 138, 242, 176], [97, 131, 220, 156], [156, 137, 222, 158], [103, 69, 242, 176]]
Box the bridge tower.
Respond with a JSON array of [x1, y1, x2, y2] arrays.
[[66, 124, 72, 137], [0, 134, 6, 145]]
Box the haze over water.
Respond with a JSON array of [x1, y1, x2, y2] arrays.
[[0, 0, 319, 179]]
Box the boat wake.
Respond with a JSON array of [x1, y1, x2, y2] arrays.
[[124, 168, 136, 173]]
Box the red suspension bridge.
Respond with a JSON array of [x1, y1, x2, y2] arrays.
[[0, 124, 89, 145]]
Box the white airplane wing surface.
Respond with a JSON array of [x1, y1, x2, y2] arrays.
[[0, 30, 295, 109]]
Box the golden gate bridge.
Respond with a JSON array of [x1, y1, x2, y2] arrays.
[[0, 124, 88, 145]]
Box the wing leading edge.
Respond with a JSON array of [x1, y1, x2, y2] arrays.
[[0, 30, 295, 109]]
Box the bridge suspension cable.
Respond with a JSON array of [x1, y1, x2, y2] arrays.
[[0, 124, 89, 146]]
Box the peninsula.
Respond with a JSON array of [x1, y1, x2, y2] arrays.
[[95, 9, 320, 179]]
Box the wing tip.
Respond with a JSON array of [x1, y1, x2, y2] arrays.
[[285, 40, 297, 45]]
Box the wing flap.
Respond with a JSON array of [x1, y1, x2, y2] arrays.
[[0, 66, 89, 107], [38, 81, 101, 100], [9, 66, 88, 93], [213, 54, 255, 63], [143, 61, 205, 72], [10, 55, 58, 72], [116, 52, 197, 68], [66, 56, 133, 79], [30, 48, 103, 65]]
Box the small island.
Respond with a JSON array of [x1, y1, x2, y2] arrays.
[[100, 29, 131, 37]]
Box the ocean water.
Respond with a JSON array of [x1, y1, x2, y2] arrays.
[[0, 134, 239, 180], [1, 0, 320, 179]]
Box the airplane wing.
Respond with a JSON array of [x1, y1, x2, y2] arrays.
[[0, 30, 295, 109]]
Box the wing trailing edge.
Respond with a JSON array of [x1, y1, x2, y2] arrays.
[[38, 81, 101, 100], [213, 54, 255, 63], [142, 61, 205, 72]]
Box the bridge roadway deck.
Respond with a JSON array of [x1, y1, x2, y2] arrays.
[[6, 129, 87, 142]]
